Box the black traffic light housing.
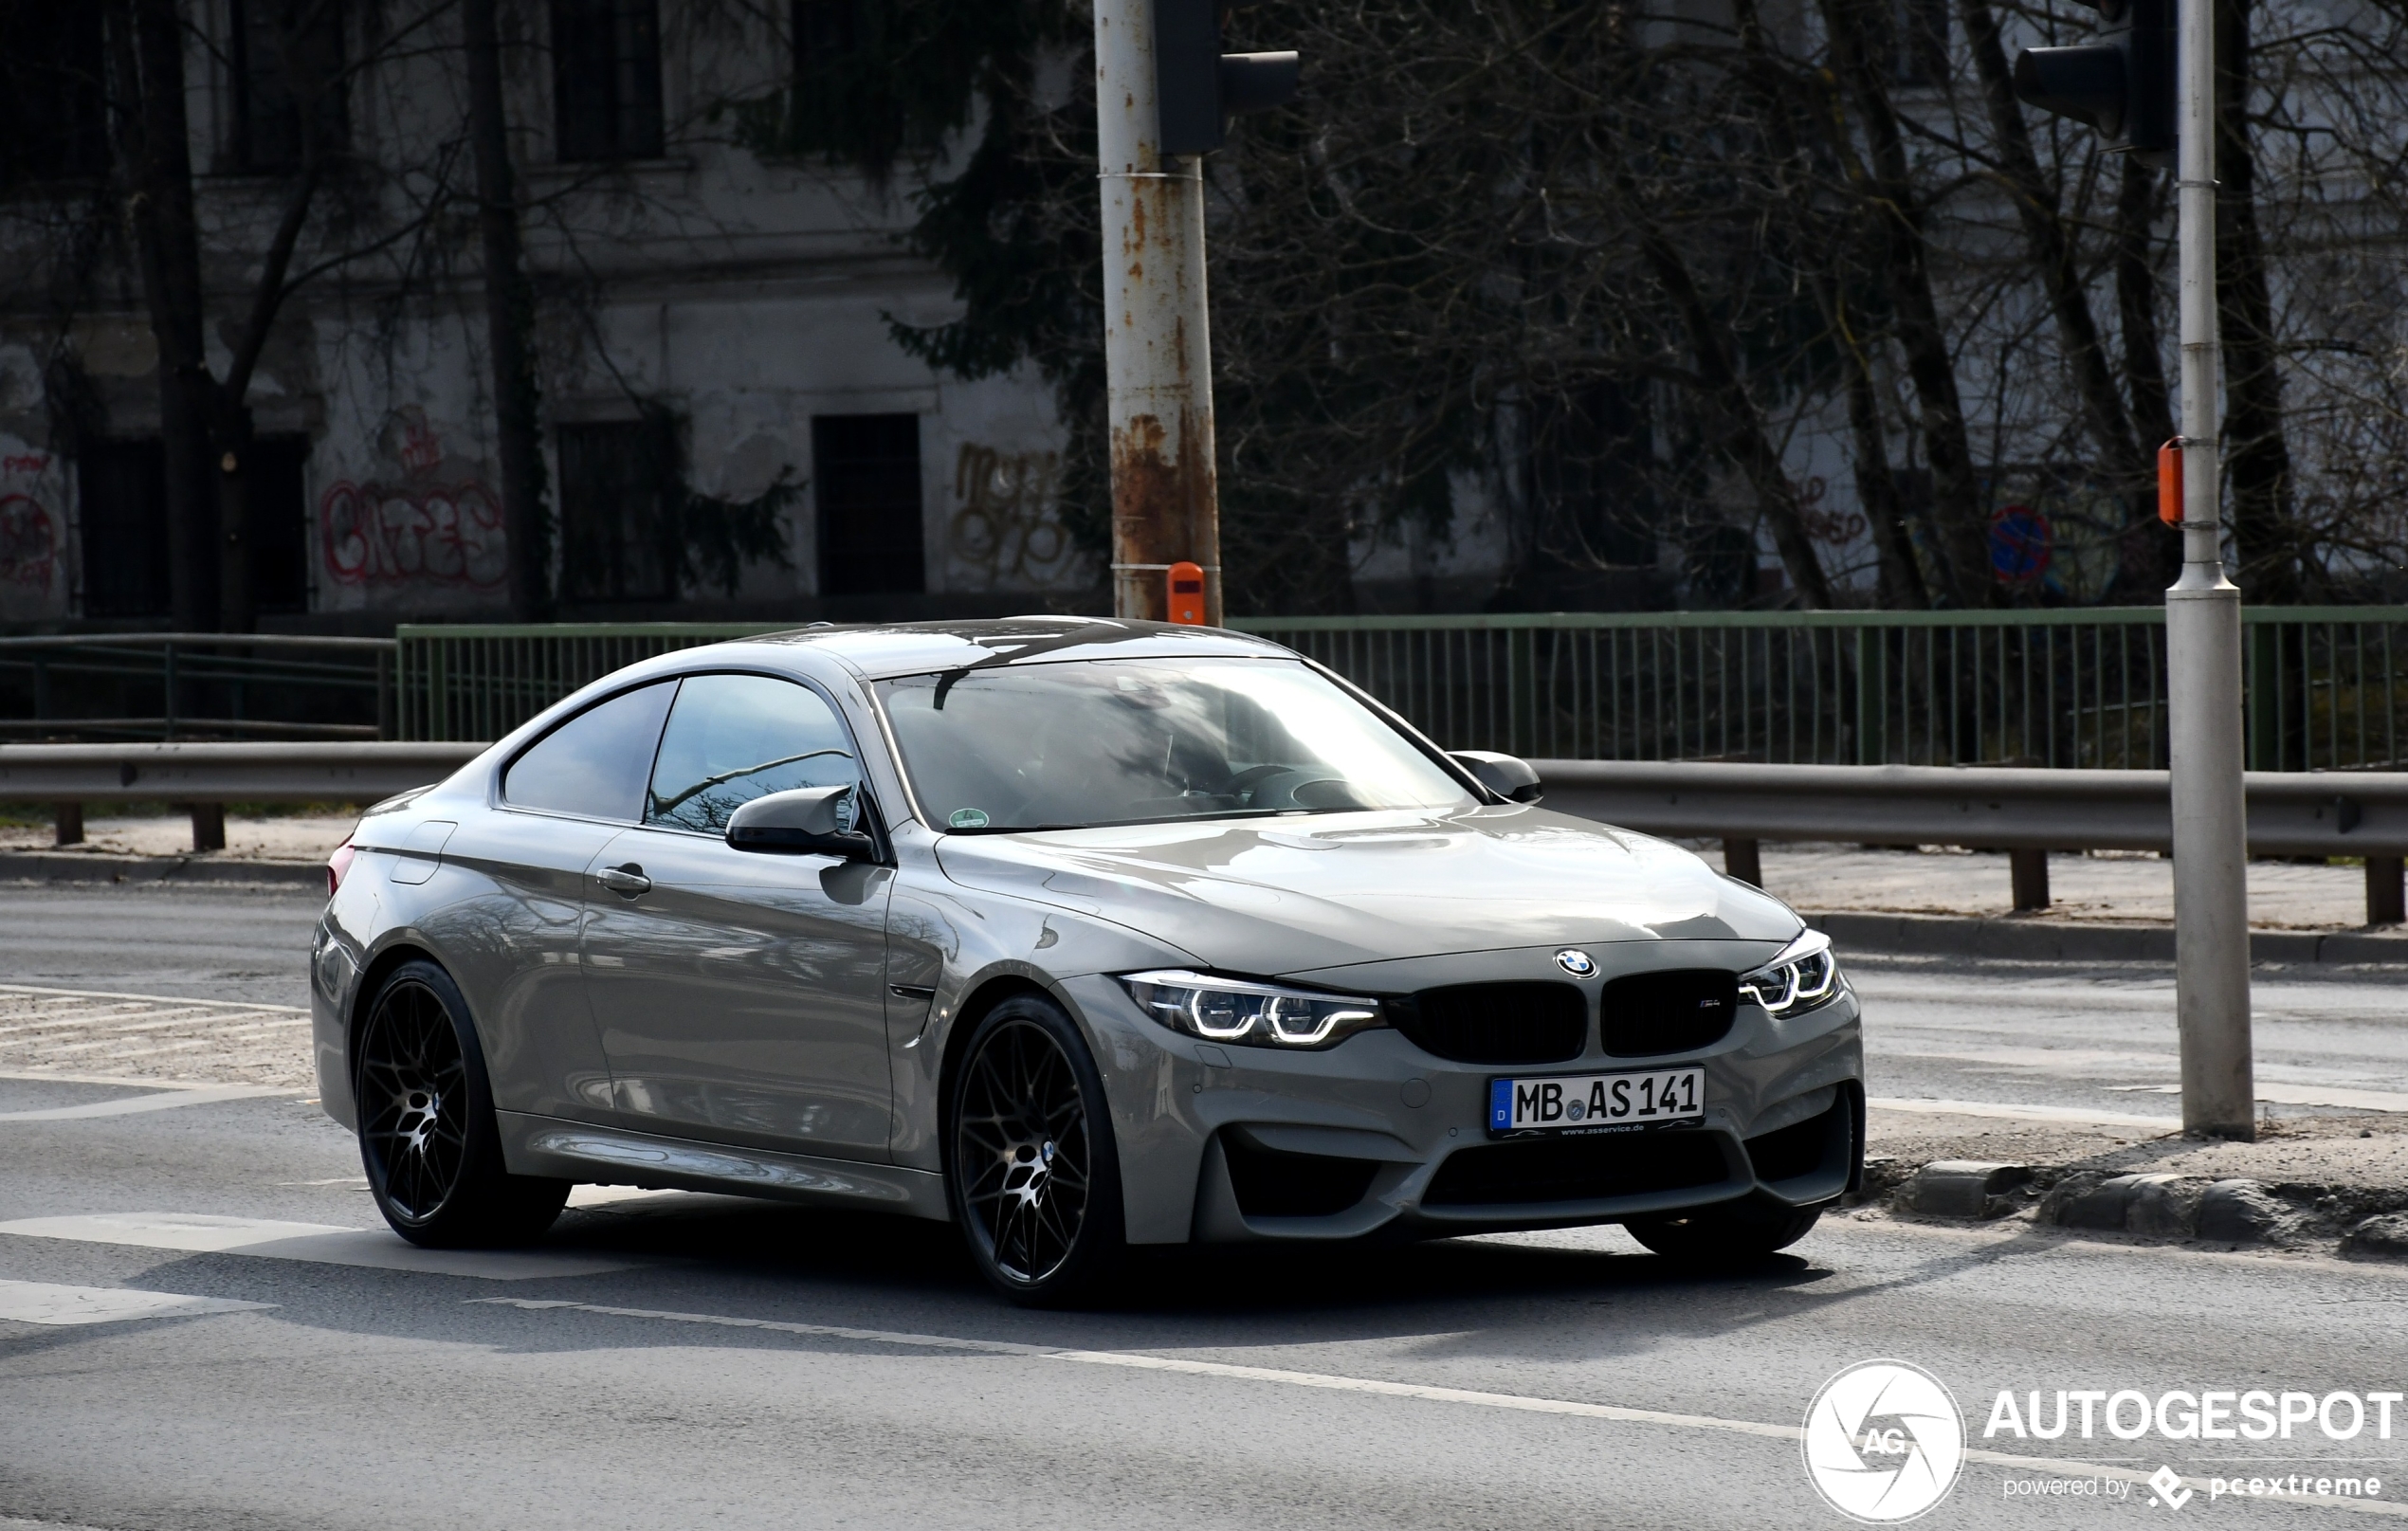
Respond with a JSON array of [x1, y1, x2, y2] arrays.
[[1156, 0, 1299, 157], [2012, 0, 2175, 169]]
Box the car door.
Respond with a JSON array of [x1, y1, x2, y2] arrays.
[[421, 680, 677, 1121], [581, 670, 898, 1160]]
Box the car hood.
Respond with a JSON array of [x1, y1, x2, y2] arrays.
[[932, 804, 1801, 975]]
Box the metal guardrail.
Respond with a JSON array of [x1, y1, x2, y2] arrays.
[[387, 611, 2408, 773], [1534, 759, 2408, 855], [0, 738, 482, 855], [1535, 758, 2408, 926], [0, 741, 481, 803], [1, 738, 2397, 924], [0, 633, 396, 741]]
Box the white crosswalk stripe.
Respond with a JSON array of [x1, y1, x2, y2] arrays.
[[0, 983, 311, 1089]]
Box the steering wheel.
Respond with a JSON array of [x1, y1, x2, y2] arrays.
[[1220, 764, 1299, 806]]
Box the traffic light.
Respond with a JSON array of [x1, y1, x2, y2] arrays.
[[1155, 0, 1299, 157], [2011, 0, 2175, 169]]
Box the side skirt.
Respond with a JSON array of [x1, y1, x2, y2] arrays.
[[497, 1111, 952, 1222]]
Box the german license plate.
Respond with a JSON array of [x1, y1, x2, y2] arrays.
[[1487, 1067, 1704, 1135]]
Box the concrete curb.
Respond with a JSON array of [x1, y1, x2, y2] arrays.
[[1807, 908, 2408, 966], [1877, 1157, 2408, 1258], [0, 851, 325, 889]]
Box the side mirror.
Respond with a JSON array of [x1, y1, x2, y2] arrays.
[[725, 784, 876, 859], [1450, 750, 1543, 805]]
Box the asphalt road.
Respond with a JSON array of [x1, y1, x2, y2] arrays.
[[4, 884, 2405, 1529]]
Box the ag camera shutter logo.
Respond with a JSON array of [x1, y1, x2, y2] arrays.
[[1803, 1359, 1966, 1522]]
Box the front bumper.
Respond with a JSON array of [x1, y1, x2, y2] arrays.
[[1063, 962, 1863, 1246]]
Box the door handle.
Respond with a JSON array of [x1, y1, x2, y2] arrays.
[[596, 864, 651, 897]]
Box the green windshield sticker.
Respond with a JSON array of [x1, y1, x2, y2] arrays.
[[949, 808, 991, 829]]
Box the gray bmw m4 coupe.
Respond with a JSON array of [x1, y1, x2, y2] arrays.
[[312, 618, 1863, 1303]]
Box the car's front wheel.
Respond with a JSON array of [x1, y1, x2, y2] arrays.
[[946, 994, 1125, 1305], [355, 958, 568, 1248], [1626, 1199, 1822, 1263]]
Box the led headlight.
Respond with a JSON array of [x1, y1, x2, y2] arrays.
[[1739, 930, 1844, 1017], [1117, 970, 1385, 1049]]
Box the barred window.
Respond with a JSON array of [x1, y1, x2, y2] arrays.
[[228, 0, 348, 174], [552, 0, 666, 162], [0, 3, 107, 188], [814, 414, 925, 596]]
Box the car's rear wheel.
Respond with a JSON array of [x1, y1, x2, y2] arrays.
[[1626, 1200, 1822, 1263], [356, 959, 568, 1248], [947, 994, 1125, 1306]]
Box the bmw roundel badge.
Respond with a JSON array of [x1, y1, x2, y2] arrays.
[[1554, 948, 1597, 978]]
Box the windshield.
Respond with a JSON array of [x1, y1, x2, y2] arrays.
[[877, 657, 1478, 832]]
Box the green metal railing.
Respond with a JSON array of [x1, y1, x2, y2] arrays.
[[0, 633, 395, 740], [392, 609, 2408, 771], [395, 623, 795, 742]]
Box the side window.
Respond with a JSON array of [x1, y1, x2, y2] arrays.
[[646, 674, 861, 835], [502, 682, 676, 820]]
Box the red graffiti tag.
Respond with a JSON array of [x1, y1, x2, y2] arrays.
[[0, 493, 59, 589], [319, 481, 507, 588]]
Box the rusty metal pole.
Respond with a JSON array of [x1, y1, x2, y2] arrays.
[[1094, 0, 1222, 625]]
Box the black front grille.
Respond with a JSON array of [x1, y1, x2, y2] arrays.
[[1599, 969, 1740, 1057], [1424, 1131, 1731, 1207], [1223, 1134, 1380, 1218], [1392, 981, 1586, 1065]]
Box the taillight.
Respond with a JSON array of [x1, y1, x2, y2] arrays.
[[326, 840, 357, 897]]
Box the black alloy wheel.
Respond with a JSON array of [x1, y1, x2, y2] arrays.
[[948, 995, 1125, 1304], [355, 959, 568, 1248]]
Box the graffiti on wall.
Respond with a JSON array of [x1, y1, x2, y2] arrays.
[[0, 452, 59, 592], [319, 482, 507, 588], [0, 495, 58, 590], [318, 410, 507, 588], [950, 444, 1069, 587]]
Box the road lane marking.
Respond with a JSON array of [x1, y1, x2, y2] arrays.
[[471, 1298, 2408, 1518], [0, 1084, 296, 1121], [1882, 1044, 2408, 1112], [1870, 1097, 2180, 1128], [0, 1068, 258, 1089], [0, 1213, 642, 1280], [0, 983, 306, 1012], [0, 1278, 274, 1327]]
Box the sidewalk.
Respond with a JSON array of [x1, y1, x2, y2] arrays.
[[0, 809, 353, 885], [1749, 841, 2370, 929]]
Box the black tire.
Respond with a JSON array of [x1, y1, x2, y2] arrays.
[[1626, 1200, 1822, 1263], [945, 993, 1126, 1306], [354, 958, 569, 1248]]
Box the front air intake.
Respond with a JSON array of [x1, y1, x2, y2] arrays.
[[1391, 981, 1587, 1065], [1425, 1131, 1730, 1206]]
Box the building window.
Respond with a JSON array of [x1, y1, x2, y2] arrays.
[[552, 0, 665, 162], [794, 0, 858, 72], [558, 421, 675, 603], [0, 3, 107, 189], [1895, 0, 1950, 85], [814, 415, 925, 597], [78, 442, 173, 619], [228, 0, 348, 174], [246, 435, 312, 614]]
